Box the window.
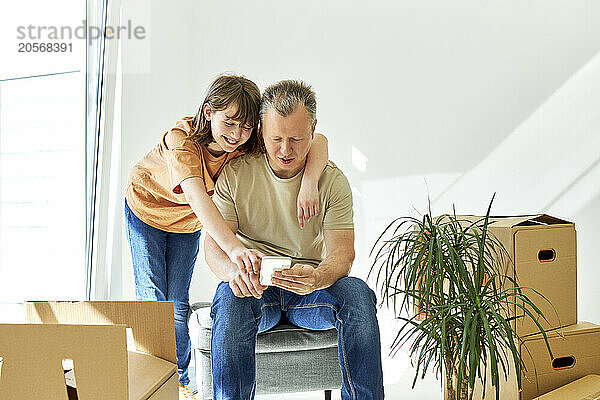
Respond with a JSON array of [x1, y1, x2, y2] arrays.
[[0, 2, 86, 303], [0, 72, 86, 302]]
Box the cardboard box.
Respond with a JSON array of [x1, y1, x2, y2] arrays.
[[472, 322, 600, 400], [0, 301, 178, 399], [532, 375, 600, 399], [456, 214, 577, 337]]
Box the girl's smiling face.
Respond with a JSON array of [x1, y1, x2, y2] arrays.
[[204, 103, 254, 153]]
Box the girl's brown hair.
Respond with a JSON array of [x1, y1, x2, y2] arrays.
[[190, 75, 261, 154]]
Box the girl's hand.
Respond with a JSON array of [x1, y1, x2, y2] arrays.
[[297, 180, 320, 229], [229, 247, 264, 274]]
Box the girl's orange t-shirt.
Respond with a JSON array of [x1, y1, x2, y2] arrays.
[[125, 117, 242, 233]]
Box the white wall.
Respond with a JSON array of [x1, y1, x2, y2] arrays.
[[433, 51, 600, 322], [187, 0, 600, 179], [117, 0, 600, 318], [119, 0, 196, 299]]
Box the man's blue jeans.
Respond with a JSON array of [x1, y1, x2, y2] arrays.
[[125, 199, 200, 386], [210, 276, 385, 399]]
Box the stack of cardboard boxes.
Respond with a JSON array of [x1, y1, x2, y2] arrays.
[[461, 214, 600, 400]]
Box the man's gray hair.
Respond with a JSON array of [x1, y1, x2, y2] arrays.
[[259, 80, 317, 126]]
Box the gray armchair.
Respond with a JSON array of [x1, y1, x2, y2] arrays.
[[188, 302, 342, 399]]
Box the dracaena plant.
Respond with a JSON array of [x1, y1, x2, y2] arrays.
[[369, 196, 554, 400]]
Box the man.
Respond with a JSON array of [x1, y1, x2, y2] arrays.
[[204, 80, 384, 400]]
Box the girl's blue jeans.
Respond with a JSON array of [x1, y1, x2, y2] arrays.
[[210, 276, 385, 400], [125, 199, 200, 386]]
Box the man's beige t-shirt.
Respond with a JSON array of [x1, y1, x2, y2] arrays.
[[213, 153, 354, 266], [125, 116, 242, 233]]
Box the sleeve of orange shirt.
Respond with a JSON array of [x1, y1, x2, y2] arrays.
[[163, 129, 205, 195]]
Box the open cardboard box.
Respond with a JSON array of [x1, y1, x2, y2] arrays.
[[454, 214, 577, 337], [532, 375, 600, 399], [0, 301, 178, 399]]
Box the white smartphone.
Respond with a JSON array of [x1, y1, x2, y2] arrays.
[[259, 256, 292, 286]]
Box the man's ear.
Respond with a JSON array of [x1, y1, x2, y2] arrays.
[[311, 119, 317, 138], [203, 104, 212, 121], [257, 122, 266, 151]]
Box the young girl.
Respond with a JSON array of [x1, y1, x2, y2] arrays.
[[124, 75, 328, 391]]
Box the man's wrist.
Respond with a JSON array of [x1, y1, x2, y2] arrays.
[[313, 266, 325, 290], [314, 259, 351, 290]]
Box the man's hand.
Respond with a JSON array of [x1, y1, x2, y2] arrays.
[[229, 269, 268, 299], [271, 264, 321, 295]]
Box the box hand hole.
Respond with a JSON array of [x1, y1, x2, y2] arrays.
[[62, 358, 79, 399], [0, 356, 3, 378], [551, 355, 575, 370], [538, 249, 556, 262]]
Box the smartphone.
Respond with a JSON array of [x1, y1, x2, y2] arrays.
[[259, 256, 292, 286]]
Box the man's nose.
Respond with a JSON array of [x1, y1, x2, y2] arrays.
[[280, 141, 292, 155]]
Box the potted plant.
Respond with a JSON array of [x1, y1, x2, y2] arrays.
[[369, 196, 554, 400]]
